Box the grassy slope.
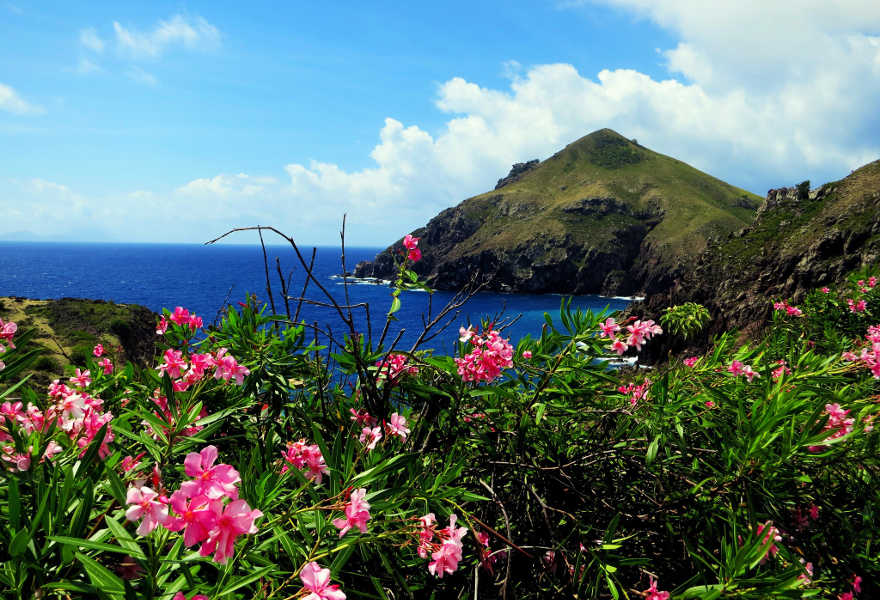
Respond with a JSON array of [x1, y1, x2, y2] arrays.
[[449, 129, 759, 263], [0, 296, 155, 386]]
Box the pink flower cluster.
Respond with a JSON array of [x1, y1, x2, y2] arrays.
[[857, 277, 877, 293], [683, 356, 700, 367], [417, 513, 468, 578], [125, 445, 262, 563], [156, 306, 204, 335], [455, 326, 514, 383], [643, 577, 671, 600], [848, 298, 868, 313], [332, 488, 371, 537], [403, 234, 421, 262], [772, 359, 792, 379], [157, 347, 249, 392], [300, 561, 346, 600], [280, 439, 329, 484], [1, 377, 117, 470], [728, 360, 760, 382], [846, 324, 880, 378], [375, 353, 418, 384], [599, 317, 662, 355], [618, 378, 651, 407], [838, 573, 864, 600], [755, 521, 783, 563], [773, 300, 803, 316], [0, 317, 16, 370], [792, 503, 820, 530], [809, 403, 855, 451]]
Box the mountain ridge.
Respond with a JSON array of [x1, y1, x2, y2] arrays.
[[354, 128, 760, 295]]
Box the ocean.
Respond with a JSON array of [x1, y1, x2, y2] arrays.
[[0, 242, 631, 353]]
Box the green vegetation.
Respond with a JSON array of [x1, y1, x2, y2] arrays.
[[1, 254, 878, 598], [0, 297, 156, 389]]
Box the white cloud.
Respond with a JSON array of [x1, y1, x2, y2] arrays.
[[178, 174, 278, 197], [114, 14, 220, 58], [0, 83, 43, 115], [124, 66, 157, 86], [79, 27, 105, 53], [74, 58, 102, 75], [8, 3, 880, 245]]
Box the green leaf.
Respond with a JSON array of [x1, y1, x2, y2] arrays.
[[388, 296, 402, 315], [646, 435, 660, 467], [75, 551, 125, 594], [51, 535, 145, 559], [9, 528, 30, 557], [217, 565, 275, 596]]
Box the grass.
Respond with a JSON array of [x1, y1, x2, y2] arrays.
[[443, 129, 760, 268]]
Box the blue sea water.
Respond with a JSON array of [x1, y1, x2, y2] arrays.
[[0, 242, 631, 352]]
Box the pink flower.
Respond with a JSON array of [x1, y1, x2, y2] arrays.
[[212, 348, 250, 385], [180, 446, 241, 500], [643, 577, 670, 600], [755, 522, 782, 562], [848, 298, 867, 313], [407, 248, 422, 262], [742, 364, 759, 382], [69, 368, 92, 388], [455, 327, 514, 383], [428, 514, 467, 578], [403, 234, 419, 250], [598, 317, 620, 338], [332, 488, 371, 537], [821, 287, 831, 293], [349, 408, 377, 427], [809, 503, 819, 520], [521, 350, 532, 359], [417, 513, 436, 558], [164, 490, 216, 547], [98, 357, 113, 375], [375, 353, 418, 384], [386, 412, 410, 441], [609, 338, 628, 355], [728, 360, 745, 376], [157, 349, 187, 380], [188, 314, 203, 330], [359, 426, 382, 450], [156, 316, 169, 335], [852, 574, 862, 593], [300, 561, 346, 600], [172, 593, 209, 600], [125, 486, 169, 536], [281, 440, 330, 484], [199, 499, 262, 564], [120, 452, 145, 473], [683, 356, 699, 367], [618, 378, 651, 407], [93, 344, 104, 357], [170, 306, 191, 326], [839, 593, 854, 600]]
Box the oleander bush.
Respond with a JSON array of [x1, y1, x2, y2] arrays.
[[0, 234, 878, 600]]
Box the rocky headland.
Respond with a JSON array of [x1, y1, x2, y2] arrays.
[[354, 129, 760, 296], [632, 159, 880, 361]]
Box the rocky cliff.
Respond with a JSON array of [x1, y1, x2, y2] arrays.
[[632, 159, 880, 361], [355, 129, 760, 295]]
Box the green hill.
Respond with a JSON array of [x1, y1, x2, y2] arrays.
[[355, 128, 760, 295]]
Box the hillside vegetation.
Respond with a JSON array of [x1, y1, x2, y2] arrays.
[[356, 129, 760, 295]]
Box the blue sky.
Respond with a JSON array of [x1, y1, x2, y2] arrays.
[[2, 1, 879, 245]]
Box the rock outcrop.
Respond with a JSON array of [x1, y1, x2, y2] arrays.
[[355, 129, 759, 295], [632, 159, 880, 362]]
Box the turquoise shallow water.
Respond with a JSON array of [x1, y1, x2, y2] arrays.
[[0, 242, 631, 351]]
